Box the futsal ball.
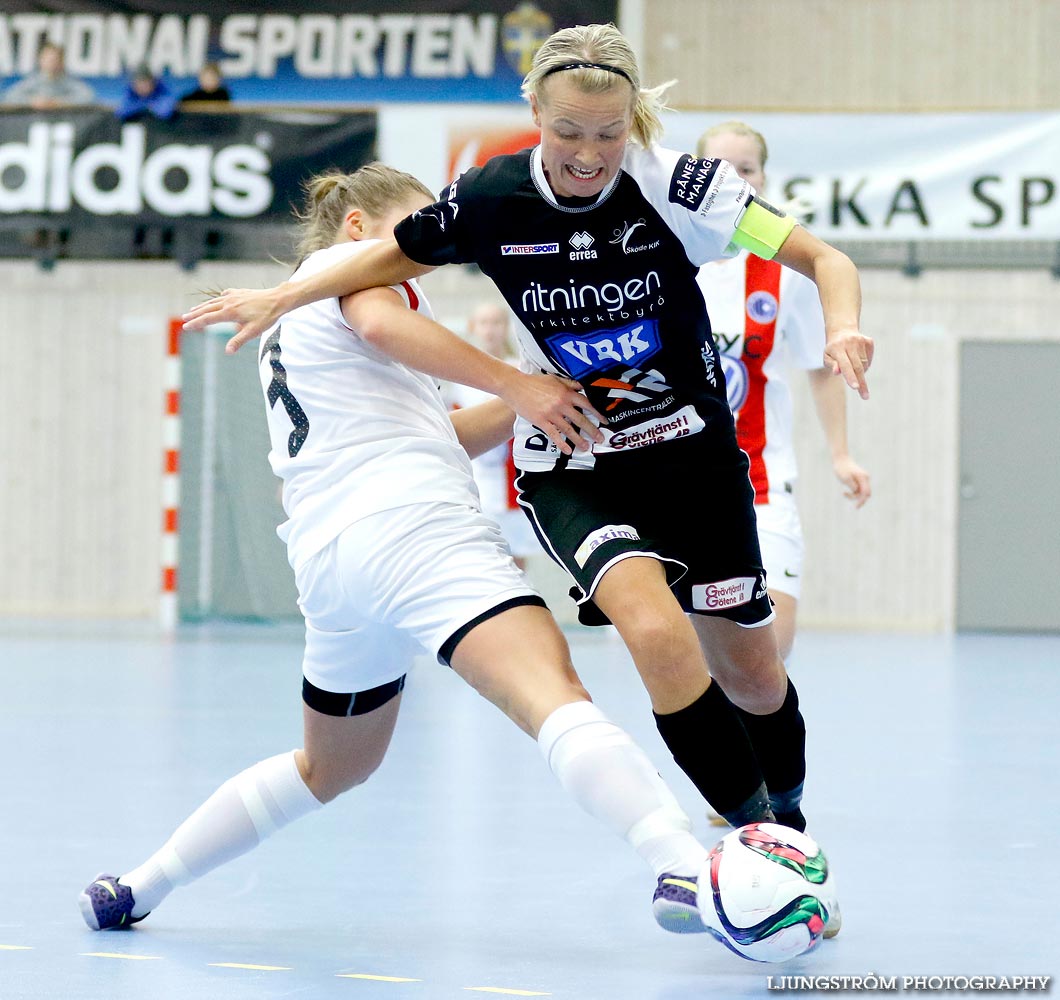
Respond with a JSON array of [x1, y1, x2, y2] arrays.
[[699, 822, 838, 963]]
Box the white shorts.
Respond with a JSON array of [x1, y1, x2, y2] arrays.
[[491, 508, 540, 559], [473, 465, 540, 558], [755, 490, 804, 600], [295, 501, 539, 694]]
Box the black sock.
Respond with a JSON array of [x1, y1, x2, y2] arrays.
[[734, 678, 807, 828], [654, 681, 774, 827]]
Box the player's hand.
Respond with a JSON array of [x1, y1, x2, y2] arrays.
[[501, 373, 606, 455], [824, 329, 874, 400], [183, 286, 288, 353], [832, 455, 871, 508]]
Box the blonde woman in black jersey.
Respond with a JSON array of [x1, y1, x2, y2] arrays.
[[185, 24, 870, 938]]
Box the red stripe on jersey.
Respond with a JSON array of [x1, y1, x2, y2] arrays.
[[738, 255, 781, 502], [400, 281, 419, 311], [505, 441, 519, 510]]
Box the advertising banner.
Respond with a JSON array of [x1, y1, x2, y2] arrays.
[[438, 108, 1060, 241], [661, 110, 1060, 242], [0, 1, 618, 105], [0, 107, 376, 259]]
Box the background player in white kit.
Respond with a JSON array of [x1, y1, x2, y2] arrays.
[[446, 301, 539, 569], [695, 122, 872, 664], [79, 163, 718, 935]]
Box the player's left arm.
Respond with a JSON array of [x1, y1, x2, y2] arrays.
[[806, 367, 872, 508], [341, 286, 604, 455], [449, 398, 516, 459], [769, 224, 873, 400]]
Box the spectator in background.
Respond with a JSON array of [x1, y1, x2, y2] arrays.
[[180, 62, 231, 104], [2, 41, 96, 109], [116, 64, 177, 122], [446, 302, 540, 570]]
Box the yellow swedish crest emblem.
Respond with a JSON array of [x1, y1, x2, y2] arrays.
[[502, 3, 554, 76]]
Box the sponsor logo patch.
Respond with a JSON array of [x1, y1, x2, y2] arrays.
[[501, 242, 560, 255], [574, 524, 640, 568], [668, 154, 720, 212], [596, 405, 704, 453], [691, 576, 757, 611], [590, 366, 670, 413], [546, 319, 661, 379]]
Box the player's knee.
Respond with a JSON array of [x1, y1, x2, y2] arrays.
[[620, 613, 700, 670], [299, 751, 381, 804], [488, 668, 591, 737], [718, 658, 787, 713]]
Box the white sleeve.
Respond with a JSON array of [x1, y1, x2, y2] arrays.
[[625, 145, 755, 267], [295, 246, 433, 334], [780, 268, 827, 370]]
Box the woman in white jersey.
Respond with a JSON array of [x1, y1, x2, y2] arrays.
[[183, 26, 869, 935], [79, 163, 721, 936], [695, 122, 872, 664]]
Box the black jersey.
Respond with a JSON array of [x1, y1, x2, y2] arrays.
[[394, 143, 755, 472]]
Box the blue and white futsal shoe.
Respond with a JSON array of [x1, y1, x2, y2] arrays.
[[78, 873, 148, 930], [652, 873, 707, 933]]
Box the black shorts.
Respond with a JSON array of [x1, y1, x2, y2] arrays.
[[516, 436, 773, 628]]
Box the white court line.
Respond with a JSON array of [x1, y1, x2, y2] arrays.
[[81, 952, 162, 961], [209, 962, 291, 971], [465, 989, 551, 996]]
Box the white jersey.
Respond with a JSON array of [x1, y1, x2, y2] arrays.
[[696, 250, 825, 502], [259, 239, 480, 572]]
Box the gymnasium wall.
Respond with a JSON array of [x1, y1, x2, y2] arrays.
[[643, 0, 1060, 112]]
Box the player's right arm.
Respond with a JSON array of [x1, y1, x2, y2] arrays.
[[182, 238, 432, 354]]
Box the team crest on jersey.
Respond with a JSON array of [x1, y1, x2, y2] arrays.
[[546, 319, 661, 379], [722, 355, 748, 413], [746, 290, 778, 324]]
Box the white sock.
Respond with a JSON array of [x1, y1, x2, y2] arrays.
[[537, 701, 708, 878], [122, 750, 322, 916]]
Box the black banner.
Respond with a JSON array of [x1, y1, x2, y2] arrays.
[[0, 2, 620, 104], [0, 106, 376, 263]]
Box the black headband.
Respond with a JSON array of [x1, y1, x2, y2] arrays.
[[541, 61, 634, 85]]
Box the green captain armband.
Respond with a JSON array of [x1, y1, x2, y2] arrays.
[[731, 197, 796, 260]]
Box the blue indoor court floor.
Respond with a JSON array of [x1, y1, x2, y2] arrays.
[[1, 622, 1057, 999]]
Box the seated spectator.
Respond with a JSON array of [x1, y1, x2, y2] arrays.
[[116, 64, 177, 122], [180, 63, 231, 104], [2, 42, 96, 109]]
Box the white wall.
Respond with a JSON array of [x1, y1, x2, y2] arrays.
[[0, 260, 284, 618], [4, 260, 1055, 626]]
